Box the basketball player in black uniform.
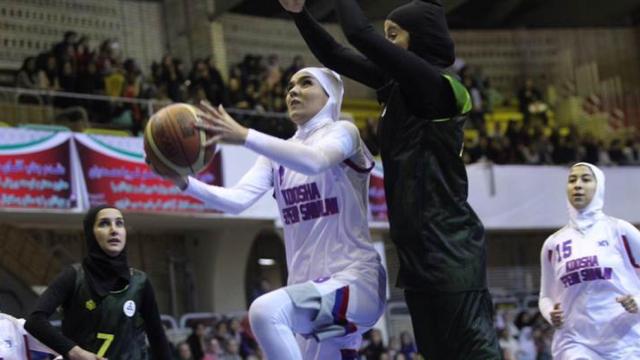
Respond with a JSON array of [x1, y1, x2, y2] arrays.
[[279, 0, 502, 358], [25, 205, 171, 359]]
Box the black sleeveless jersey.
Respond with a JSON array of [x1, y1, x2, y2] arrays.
[[61, 264, 149, 359]]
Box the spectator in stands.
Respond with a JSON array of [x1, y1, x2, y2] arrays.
[[579, 133, 599, 164], [399, 331, 417, 359], [386, 336, 400, 358], [76, 60, 104, 95], [264, 54, 283, 89], [37, 53, 60, 91], [122, 59, 144, 132], [57, 60, 77, 108], [282, 55, 305, 84], [205, 56, 229, 106], [16, 57, 39, 89], [464, 75, 485, 130], [596, 139, 613, 166], [552, 135, 577, 165], [360, 329, 387, 360], [178, 341, 195, 360], [214, 320, 231, 343], [517, 78, 543, 124], [608, 139, 626, 165], [104, 60, 125, 97], [498, 327, 519, 360], [187, 322, 207, 360], [220, 339, 242, 360], [202, 335, 223, 360], [74, 36, 93, 71], [95, 39, 116, 74], [160, 55, 186, 102], [52, 31, 78, 64]]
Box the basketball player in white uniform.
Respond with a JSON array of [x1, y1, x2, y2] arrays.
[[539, 162, 640, 359], [0, 312, 57, 359], [162, 67, 386, 360]]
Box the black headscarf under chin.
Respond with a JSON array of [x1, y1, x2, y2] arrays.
[[387, 0, 455, 68], [82, 205, 130, 297]]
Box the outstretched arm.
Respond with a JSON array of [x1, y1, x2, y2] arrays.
[[184, 155, 273, 214], [198, 104, 360, 175], [287, 7, 387, 90], [244, 122, 359, 175], [335, 0, 456, 118]]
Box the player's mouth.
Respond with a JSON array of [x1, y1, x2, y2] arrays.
[[108, 238, 121, 245], [289, 99, 302, 107]]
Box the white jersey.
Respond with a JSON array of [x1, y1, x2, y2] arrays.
[[185, 117, 385, 300], [0, 313, 56, 360], [271, 119, 382, 288], [539, 163, 640, 359]]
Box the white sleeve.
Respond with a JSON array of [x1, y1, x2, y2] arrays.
[[243, 121, 359, 175], [539, 239, 556, 324], [184, 155, 273, 214]]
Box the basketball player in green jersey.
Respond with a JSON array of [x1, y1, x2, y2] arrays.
[[25, 205, 172, 359]]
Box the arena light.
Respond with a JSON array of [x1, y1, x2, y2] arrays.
[[258, 258, 276, 266]]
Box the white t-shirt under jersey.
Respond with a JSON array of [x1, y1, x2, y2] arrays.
[[539, 163, 640, 359], [185, 116, 385, 300]]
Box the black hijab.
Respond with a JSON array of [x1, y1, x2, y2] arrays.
[[387, 0, 455, 68], [81, 205, 130, 297]]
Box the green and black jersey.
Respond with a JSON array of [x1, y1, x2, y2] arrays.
[[377, 76, 488, 293], [25, 264, 172, 359], [60, 264, 148, 359]]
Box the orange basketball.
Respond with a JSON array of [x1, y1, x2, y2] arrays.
[[143, 103, 215, 177]]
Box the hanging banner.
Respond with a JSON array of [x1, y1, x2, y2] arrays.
[[74, 133, 222, 212], [369, 166, 387, 221], [0, 128, 77, 209]]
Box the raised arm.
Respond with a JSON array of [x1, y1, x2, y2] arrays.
[[287, 7, 386, 90], [184, 155, 273, 214], [334, 0, 456, 118], [244, 121, 359, 175]]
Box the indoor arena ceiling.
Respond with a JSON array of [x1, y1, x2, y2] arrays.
[[226, 0, 640, 28]]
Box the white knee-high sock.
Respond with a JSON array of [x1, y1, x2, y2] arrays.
[[249, 289, 308, 360]]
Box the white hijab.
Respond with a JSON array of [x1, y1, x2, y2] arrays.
[[567, 162, 606, 233], [291, 67, 344, 138]]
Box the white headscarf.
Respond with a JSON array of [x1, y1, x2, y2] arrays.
[[567, 162, 606, 233], [293, 67, 344, 124]]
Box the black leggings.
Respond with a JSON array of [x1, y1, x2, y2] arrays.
[[404, 289, 503, 360]]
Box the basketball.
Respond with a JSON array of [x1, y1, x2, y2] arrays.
[[143, 103, 215, 177]]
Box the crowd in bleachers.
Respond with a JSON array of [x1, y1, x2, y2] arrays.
[[495, 309, 553, 360], [155, 306, 555, 360], [9, 31, 639, 166], [463, 121, 640, 166], [162, 314, 419, 360], [11, 31, 302, 137]]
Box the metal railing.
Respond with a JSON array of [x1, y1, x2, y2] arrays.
[[0, 86, 296, 138]]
